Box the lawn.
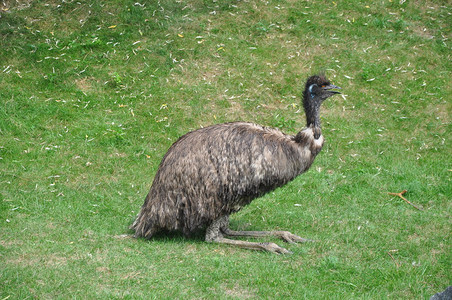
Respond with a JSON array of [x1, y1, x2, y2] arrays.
[[0, 0, 450, 298]]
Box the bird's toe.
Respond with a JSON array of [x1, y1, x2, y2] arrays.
[[261, 242, 292, 254], [279, 231, 312, 244]]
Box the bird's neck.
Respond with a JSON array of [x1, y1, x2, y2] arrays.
[[303, 99, 321, 129]]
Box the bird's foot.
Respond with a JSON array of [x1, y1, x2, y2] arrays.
[[275, 231, 314, 244], [210, 237, 293, 254], [259, 242, 292, 254]]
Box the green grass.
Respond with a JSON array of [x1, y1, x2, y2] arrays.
[[1, 0, 450, 298]]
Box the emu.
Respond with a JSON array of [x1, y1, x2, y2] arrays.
[[131, 75, 341, 254]]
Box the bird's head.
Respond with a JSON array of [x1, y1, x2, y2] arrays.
[[303, 75, 341, 103], [302, 75, 341, 130]]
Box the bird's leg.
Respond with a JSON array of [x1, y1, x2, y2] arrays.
[[209, 237, 292, 254], [222, 228, 312, 244], [205, 215, 292, 254], [216, 215, 312, 244]]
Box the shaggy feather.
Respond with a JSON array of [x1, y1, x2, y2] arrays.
[[131, 75, 340, 243]]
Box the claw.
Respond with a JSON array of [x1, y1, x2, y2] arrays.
[[261, 242, 292, 254], [278, 231, 313, 244]]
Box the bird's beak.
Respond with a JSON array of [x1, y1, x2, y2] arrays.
[[323, 84, 341, 94]]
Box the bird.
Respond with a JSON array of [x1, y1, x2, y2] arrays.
[[130, 74, 341, 254]]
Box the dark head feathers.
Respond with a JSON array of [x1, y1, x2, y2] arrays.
[[303, 75, 341, 100], [303, 75, 331, 99], [307, 75, 331, 87]]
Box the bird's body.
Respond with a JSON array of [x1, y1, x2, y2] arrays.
[[132, 122, 323, 238], [131, 75, 341, 253]]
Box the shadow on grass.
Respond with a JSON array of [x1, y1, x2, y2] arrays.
[[126, 227, 207, 244]]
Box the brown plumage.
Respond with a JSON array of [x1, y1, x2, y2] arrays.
[[131, 75, 341, 253]]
